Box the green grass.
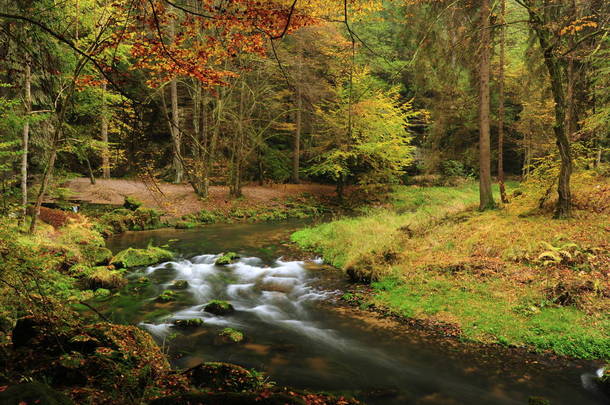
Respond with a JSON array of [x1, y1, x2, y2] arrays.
[[291, 182, 510, 273], [372, 275, 610, 359], [292, 179, 610, 359]]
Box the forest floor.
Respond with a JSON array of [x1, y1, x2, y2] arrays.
[[292, 174, 610, 360], [65, 178, 338, 218]]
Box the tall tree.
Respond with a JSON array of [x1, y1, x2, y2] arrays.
[[478, 0, 495, 210], [497, 0, 508, 204]]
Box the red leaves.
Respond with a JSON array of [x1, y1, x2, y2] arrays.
[[109, 0, 315, 88]]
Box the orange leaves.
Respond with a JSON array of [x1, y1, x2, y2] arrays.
[[109, 0, 319, 88], [560, 16, 598, 36]]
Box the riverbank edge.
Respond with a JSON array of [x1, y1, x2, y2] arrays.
[[0, 218, 364, 405], [289, 179, 610, 362]]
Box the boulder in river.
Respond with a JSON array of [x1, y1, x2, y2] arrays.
[[173, 318, 204, 328], [215, 252, 239, 266], [215, 328, 244, 344], [185, 362, 263, 391], [596, 367, 609, 397], [156, 290, 178, 302], [110, 246, 173, 268], [528, 396, 551, 405], [204, 300, 235, 315], [171, 279, 189, 290]]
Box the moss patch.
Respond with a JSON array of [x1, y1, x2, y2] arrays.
[[111, 246, 173, 268], [204, 300, 235, 315], [215, 252, 240, 266]]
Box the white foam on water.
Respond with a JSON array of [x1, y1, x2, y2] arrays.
[[140, 254, 353, 349]]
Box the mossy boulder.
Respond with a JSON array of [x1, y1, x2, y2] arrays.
[[215, 252, 239, 266], [215, 328, 244, 344], [123, 196, 143, 211], [172, 318, 204, 328], [80, 245, 113, 266], [0, 382, 74, 405], [110, 246, 173, 268], [597, 367, 609, 396], [81, 267, 127, 290], [185, 362, 263, 392], [5, 317, 188, 403], [156, 290, 177, 302], [175, 220, 197, 229], [528, 397, 551, 405], [171, 280, 189, 290], [204, 300, 235, 315]]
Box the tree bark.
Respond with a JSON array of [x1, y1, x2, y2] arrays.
[[20, 62, 31, 225], [497, 0, 508, 204], [29, 142, 58, 234], [478, 0, 495, 210], [101, 82, 110, 179], [292, 39, 302, 184], [169, 19, 183, 184], [526, 4, 572, 218]]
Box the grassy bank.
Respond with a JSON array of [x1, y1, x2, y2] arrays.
[[292, 176, 610, 359]]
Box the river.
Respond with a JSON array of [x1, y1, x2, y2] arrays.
[[105, 222, 608, 405]]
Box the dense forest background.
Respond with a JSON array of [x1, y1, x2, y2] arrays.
[[0, 0, 609, 220]]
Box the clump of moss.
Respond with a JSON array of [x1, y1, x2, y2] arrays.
[[175, 220, 197, 229], [215, 252, 239, 266], [528, 397, 551, 405], [81, 267, 127, 290], [155, 290, 177, 302], [171, 280, 189, 290], [172, 318, 204, 328], [217, 328, 244, 344], [123, 196, 143, 211], [203, 300, 234, 315], [111, 246, 173, 268]]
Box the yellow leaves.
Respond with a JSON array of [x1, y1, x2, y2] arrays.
[[560, 16, 598, 36]]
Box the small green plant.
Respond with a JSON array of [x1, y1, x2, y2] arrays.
[[537, 241, 595, 268]]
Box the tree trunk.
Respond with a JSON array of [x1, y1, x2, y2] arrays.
[[101, 82, 110, 179], [497, 0, 508, 204], [169, 19, 183, 184], [29, 144, 58, 234], [230, 80, 246, 198], [170, 78, 183, 183], [478, 0, 495, 210], [292, 40, 302, 184], [86, 157, 96, 185], [20, 62, 31, 225]]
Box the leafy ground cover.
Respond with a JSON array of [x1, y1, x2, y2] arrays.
[[293, 174, 610, 359]]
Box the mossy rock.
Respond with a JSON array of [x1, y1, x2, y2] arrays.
[[215, 252, 240, 266], [149, 392, 306, 405], [156, 290, 177, 302], [215, 328, 244, 344], [172, 318, 204, 328], [204, 300, 234, 315], [175, 221, 197, 229], [597, 368, 609, 396], [123, 196, 143, 211], [80, 245, 113, 266], [0, 382, 74, 405], [81, 267, 127, 290], [111, 246, 173, 268], [185, 362, 262, 392], [528, 397, 551, 405], [171, 280, 189, 290]]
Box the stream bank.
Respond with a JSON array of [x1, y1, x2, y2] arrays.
[[99, 223, 608, 405]]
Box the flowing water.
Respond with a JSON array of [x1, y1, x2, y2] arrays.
[[105, 222, 608, 405]]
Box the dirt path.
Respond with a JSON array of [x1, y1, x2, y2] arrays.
[[65, 178, 337, 217]]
